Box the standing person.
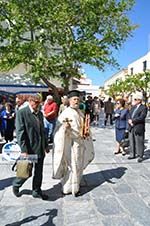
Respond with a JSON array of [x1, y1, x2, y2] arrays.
[[52, 90, 94, 197], [12, 94, 49, 200], [58, 95, 69, 115], [85, 96, 93, 122], [43, 95, 58, 143], [91, 96, 101, 125], [113, 99, 129, 155], [128, 92, 147, 162], [0, 96, 7, 139], [15, 94, 29, 112], [79, 95, 86, 115], [99, 98, 104, 109], [0, 102, 15, 143], [104, 97, 114, 126]]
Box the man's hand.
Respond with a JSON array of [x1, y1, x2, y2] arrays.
[[128, 119, 133, 126], [20, 152, 28, 159], [45, 148, 50, 153], [115, 113, 120, 117], [63, 122, 71, 129], [44, 111, 54, 118], [63, 118, 72, 129], [43, 113, 50, 118]]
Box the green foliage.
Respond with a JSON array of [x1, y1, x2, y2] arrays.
[[0, 0, 136, 87], [107, 72, 150, 101]]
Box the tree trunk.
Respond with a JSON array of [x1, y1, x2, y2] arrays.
[[143, 90, 148, 105], [42, 77, 61, 104]]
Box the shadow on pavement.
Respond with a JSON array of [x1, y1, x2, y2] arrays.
[[0, 177, 15, 191], [43, 183, 64, 201], [19, 167, 127, 199], [5, 208, 58, 226], [80, 167, 127, 196]]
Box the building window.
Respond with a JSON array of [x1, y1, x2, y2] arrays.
[[130, 67, 133, 75], [143, 61, 147, 72]]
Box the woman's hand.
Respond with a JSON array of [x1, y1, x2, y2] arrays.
[[115, 113, 120, 117]]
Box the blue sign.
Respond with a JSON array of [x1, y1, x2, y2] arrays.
[[2, 141, 21, 161]]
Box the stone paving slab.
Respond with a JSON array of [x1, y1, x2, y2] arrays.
[[0, 121, 150, 226]]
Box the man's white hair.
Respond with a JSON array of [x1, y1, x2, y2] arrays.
[[46, 95, 53, 100]]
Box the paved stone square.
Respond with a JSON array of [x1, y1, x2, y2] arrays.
[[0, 118, 150, 226]]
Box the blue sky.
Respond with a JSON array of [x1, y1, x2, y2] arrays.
[[82, 0, 150, 86]]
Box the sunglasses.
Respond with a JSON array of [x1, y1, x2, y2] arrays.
[[31, 99, 40, 104]]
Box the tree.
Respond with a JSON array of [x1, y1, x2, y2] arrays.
[[107, 72, 150, 103], [0, 0, 136, 100]]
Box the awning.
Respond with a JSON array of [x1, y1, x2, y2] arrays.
[[0, 84, 49, 94]]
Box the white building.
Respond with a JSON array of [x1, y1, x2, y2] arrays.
[[103, 51, 150, 98], [128, 51, 150, 75], [104, 68, 127, 90], [76, 75, 100, 97]]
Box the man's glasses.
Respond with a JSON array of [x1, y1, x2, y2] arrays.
[[31, 100, 40, 104]]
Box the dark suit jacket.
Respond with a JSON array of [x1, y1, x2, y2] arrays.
[[16, 105, 48, 157], [128, 104, 147, 135], [104, 101, 114, 114]]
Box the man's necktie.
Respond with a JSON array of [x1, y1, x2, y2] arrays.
[[132, 106, 138, 118]]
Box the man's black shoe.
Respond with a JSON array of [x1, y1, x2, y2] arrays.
[[32, 191, 49, 200], [137, 157, 143, 163], [128, 156, 136, 160], [12, 186, 21, 197]]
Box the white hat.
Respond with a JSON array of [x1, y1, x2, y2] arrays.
[[133, 92, 143, 100], [46, 95, 53, 100]]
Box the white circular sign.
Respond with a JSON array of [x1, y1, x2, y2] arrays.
[[2, 141, 21, 161]]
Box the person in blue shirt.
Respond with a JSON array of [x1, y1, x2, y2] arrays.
[[0, 102, 15, 143]]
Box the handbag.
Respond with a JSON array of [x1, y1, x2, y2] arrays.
[[16, 160, 33, 178]]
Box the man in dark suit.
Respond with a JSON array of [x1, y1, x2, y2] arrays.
[[104, 97, 114, 126], [12, 94, 49, 199], [128, 92, 147, 162]]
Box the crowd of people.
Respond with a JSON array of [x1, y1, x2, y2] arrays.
[[0, 90, 148, 200]]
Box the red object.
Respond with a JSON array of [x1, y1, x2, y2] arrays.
[[44, 101, 58, 120]]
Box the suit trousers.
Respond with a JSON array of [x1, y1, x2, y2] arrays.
[[13, 157, 44, 193], [129, 129, 145, 158], [104, 113, 113, 126]]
